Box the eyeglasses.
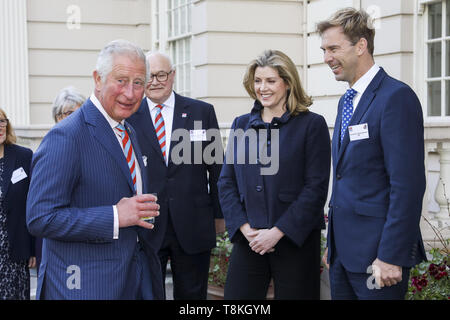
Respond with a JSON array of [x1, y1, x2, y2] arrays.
[[56, 110, 75, 121], [149, 70, 173, 83], [60, 110, 74, 117], [0, 119, 8, 128]]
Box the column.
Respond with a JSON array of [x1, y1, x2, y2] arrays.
[[0, 0, 30, 125], [435, 142, 450, 222]]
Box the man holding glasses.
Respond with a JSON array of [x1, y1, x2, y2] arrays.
[[128, 52, 224, 300]]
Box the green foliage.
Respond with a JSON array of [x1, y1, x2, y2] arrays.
[[406, 248, 449, 300], [320, 229, 327, 274], [208, 231, 232, 287], [407, 179, 449, 300]]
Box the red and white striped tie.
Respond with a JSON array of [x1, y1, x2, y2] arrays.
[[115, 123, 137, 193], [154, 104, 166, 162]]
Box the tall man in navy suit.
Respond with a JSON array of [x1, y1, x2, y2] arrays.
[[27, 40, 163, 299], [317, 8, 427, 299], [128, 52, 223, 300]]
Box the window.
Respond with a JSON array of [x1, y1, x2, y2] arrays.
[[152, 0, 193, 97], [168, 0, 192, 97], [425, 0, 450, 117], [169, 37, 191, 96], [153, 0, 160, 44]]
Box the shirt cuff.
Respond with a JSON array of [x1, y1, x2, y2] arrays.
[[113, 205, 119, 239]]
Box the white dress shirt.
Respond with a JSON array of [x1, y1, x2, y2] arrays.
[[90, 93, 143, 239], [146, 91, 175, 166], [350, 63, 380, 111]]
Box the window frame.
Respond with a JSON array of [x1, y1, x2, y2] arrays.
[[152, 0, 193, 97], [424, 0, 450, 120]]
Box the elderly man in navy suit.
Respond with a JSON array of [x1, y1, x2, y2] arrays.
[[317, 8, 427, 299], [128, 52, 223, 300], [27, 40, 163, 300]]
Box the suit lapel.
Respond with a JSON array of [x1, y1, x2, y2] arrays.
[[1, 144, 16, 199], [332, 97, 343, 171], [168, 93, 188, 168], [126, 121, 148, 193], [335, 68, 386, 168], [83, 99, 135, 193]]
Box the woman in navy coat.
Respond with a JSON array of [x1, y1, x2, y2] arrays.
[[0, 108, 35, 299], [218, 50, 331, 299]]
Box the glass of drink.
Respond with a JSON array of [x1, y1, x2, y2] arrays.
[[142, 192, 157, 224]]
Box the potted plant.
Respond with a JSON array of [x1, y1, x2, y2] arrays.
[[407, 247, 449, 300], [207, 231, 275, 299], [207, 231, 232, 299], [406, 180, 449, 300]]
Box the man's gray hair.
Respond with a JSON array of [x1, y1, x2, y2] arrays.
[[96, 39, 149, 83], [146, 51, 175, 70], [52, 86, 86, 122]]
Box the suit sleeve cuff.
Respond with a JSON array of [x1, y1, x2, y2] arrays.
[[113, 205, 119, 239]]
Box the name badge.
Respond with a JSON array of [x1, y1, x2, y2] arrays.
[[349, 123, 369, 141], [142, 155, 148, 167], [190, 129, 207, 141], [11, 167, 28, 184]]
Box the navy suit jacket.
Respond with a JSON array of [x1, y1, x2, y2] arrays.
[[327, 68, 427, 273], [2, 144, 34, 262], [26, 99, 163, 299], [127, 93, 223, 255], [218, 101, 331, 248]]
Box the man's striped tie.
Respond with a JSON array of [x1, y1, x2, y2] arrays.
[[154, 104, 166, 162], [115, 123, 137, 193]]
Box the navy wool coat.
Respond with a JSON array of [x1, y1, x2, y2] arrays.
[[2, 143, 34, 262], [218, 101, 331, 248]]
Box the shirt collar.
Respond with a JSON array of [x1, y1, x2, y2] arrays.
[[351, 63, 380, 95], [90, 93, 124, 129], [146, 91, 175, 112], [249, 100, 291, 129]]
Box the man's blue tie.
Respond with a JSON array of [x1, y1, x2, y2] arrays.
[[340, 88, 357, 144]]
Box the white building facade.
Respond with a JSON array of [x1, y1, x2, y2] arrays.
[[2, 0, 449, 244]]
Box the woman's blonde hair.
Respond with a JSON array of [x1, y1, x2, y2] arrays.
[[243, 49, 312, 115], [0, 108, 17, 145]]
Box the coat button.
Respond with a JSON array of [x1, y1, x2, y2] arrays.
[[336, 174, 342, 180], [256, 186, 263, 192]]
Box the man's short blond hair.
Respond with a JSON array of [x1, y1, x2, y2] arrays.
[[316, 7, 375, 56]]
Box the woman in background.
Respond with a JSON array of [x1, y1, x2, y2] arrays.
[[52, 86, 85, 122], [0, 108, 35, 299]]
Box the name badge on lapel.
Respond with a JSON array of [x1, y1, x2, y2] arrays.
[[11, 167, 28, 184], [349, 123, 369, 141], [142, 155, 148, 167], [190, 129, 207, 141]]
